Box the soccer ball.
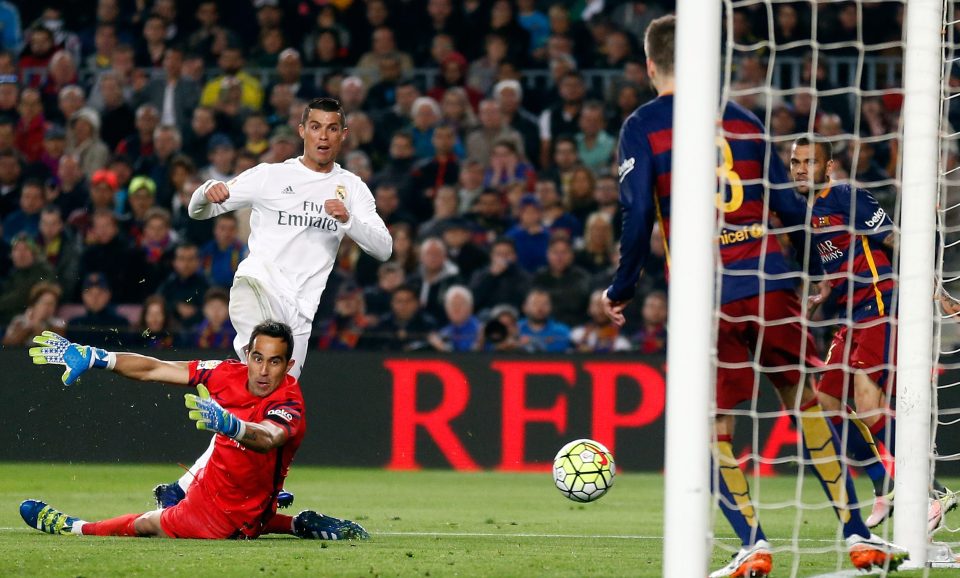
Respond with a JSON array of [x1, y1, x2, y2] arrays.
[[553, 438, 615, 502]]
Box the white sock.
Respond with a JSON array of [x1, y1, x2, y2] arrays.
[[71, 520, 86, 535]]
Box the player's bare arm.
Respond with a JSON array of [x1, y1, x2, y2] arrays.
[[113, 353, 191, 385], [238, 419, 289, 453]]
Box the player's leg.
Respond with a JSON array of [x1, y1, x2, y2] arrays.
[[710, 307, 772, 578]]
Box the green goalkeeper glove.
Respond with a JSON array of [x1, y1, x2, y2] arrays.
[[185, 384, 246, 441], [29, 331, 116, 386]]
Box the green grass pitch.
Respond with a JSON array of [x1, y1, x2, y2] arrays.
[[0, 463, 957, 577]]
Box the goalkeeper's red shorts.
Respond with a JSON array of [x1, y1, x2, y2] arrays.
[[716, 289, 823, 410], [818, 316, 896, 400], [160, 482, 239, 539]]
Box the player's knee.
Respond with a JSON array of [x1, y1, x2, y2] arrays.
[[134, 511, 166, 537]]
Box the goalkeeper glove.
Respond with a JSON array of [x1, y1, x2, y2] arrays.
[[185, 384, 246, 441], [29, 331, 116, 386]]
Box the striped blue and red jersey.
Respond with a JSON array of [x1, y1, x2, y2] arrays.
[[810, 182, 894, 321], [606, 94, 808, 305]]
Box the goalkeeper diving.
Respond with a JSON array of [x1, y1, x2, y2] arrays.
[[20, 322, 368, 541]]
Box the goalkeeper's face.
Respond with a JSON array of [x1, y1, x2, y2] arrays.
[[789, 143, 830, 194], [246, 335, 294, 397]]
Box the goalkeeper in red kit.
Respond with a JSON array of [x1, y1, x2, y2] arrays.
[[602, 15, 907, 576], [19, 321, 368, 541]]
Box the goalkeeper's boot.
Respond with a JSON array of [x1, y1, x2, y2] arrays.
[[277, 490, 294, 509], [293, 510, 370, 540], [866, 491, 894, 528], [708, 540, 772, 578], [153, 482, 185, 509], [20, 499, 80, 535], [846, 533, 909, 571], [928, 488, 959, 533]]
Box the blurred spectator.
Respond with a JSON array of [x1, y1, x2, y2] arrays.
[[40, 51, 79, 120], [410, 124, 461, 220], [418, 186, 460, 239], [97, 72, 136, 151], [200, 46, 264, 111], [0, 76, 17, 121], [364, 261, 406, 320], [0, 3, 22, 58], [592, 174, 621, 235], [595, 28, 634, 70], [467, 99, 526, 166], [428, 52, 483, 110], [468, 33, 509, 95], [576, 212, 615, 274], [262, 126, 298, 163], [186, 1, 224, 63], [137, 124, 181, 206], [532, 236, 591, 327], [78, 209, 135, 302], [429, 285, 481, 352], [576, 101, 615, 173], [106, 154, 134, 214], [365, 54, 405, 113], [200, 133, 236, 182], [18, 26, 57, 79], [358, 284, 436, 351], [608, 81, 651, 136], [316, 283, 371, 350], [68, 107, 110, 177], [0, 233, 53, 325], [268, 47, 316, 102], [409, 96, 444, 161], [36, 205, 81, 299], [2, 280, 65, 346], [251, 26, 285, 69], [133, 294, 179, 349], [494, 79, 541, 170], [505, 194, 549, 273], [567, 165, 600, 225], [373, 78, 418, 148], [133, 46, 200, 131], [88, 43, 138, 110], [116, 104, 160, 167], [546, 5, 594, 66], [355, 27, 413, 88], [0, 147, 20, 217], [183, 106, 216, 167], [157, 242, 208, 329], [850, 140, 894, 206], [189, 286, 235, 349], [457, 160, 485, 212], [541, 136, 580, 198], [517, 0, 550, 60], [200, 213, 246, 289], [408, 237, 463, 324], [632, 290, 668, 355], [479, 303, 523, 352], [485, 139, 536, 194], [467, 187, 509, 244], [412, 0, 463, 66], [372, 181, 415, 230], [373, 131, 416, 202], [538, 71, 586, 167], [518, 288, 570, 353], [56, 85, 85, 137], [304, 27, 345, 68], [2, 177, 43, 242], [84, 23, 118, 71], [172, 176, 214, 246], [66, 271, 129, 348], [15, 87, 45, 163], [469, 236, 531, 315], [51, 153, 88, 217], [536, 179, 580, 239], [571, 289, 631, 353], [487, 0, 530, 64], [441, 217, 489, 281], [68, 168, 117, 239], [131, 206, 175, 298], [439, 87, 478, 140]]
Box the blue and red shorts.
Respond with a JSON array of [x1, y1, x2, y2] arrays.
[[817, 316, 896, 400], [716, 290, 823, 410]]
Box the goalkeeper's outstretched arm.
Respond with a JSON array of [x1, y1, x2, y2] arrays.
[[112, 353, 191, 385]]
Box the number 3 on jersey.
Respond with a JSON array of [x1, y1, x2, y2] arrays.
[[715, 136, 744, 214]]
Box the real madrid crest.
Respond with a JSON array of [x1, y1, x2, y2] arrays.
[[336, 184, 346, 201]]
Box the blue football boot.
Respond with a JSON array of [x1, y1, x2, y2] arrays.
[[293, 510, 370, 540], [20, 499, 80, 535]]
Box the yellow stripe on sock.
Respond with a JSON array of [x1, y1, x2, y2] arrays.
[[801, 404, 851, 522], [848, 411, 882, 461], [717, 440, 759, 528]]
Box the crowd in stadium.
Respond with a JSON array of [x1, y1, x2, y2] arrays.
[[0, 0, 906, 353]]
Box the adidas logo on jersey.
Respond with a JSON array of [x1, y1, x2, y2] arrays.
[[281, 185, 295, 195]]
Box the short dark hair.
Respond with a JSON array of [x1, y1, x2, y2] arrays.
[[793, 135, 834, 160], [247, 320, 295, 362], [644, 14, 676, 76], [392, 284, 418, 299], [300, 97, 345, 127]]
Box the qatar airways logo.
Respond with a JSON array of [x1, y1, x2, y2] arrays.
[[277, 200, 339, 231], [817, 239, 844, 263]]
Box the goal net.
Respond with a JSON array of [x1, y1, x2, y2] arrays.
[[670, 0, 958, 574]]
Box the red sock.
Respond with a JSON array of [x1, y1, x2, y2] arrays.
[[82, 513, 141, 537], [262, 513, 295, 535]]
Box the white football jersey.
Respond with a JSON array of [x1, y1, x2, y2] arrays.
[[189, 158, 392, 320]]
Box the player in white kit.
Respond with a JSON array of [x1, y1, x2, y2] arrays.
[[154, 97, 392, 508]]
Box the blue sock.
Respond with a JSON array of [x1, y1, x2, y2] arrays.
[[831, 412, 891, 496]]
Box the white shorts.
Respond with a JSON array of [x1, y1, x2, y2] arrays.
[[229, 276, 312, 379]]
